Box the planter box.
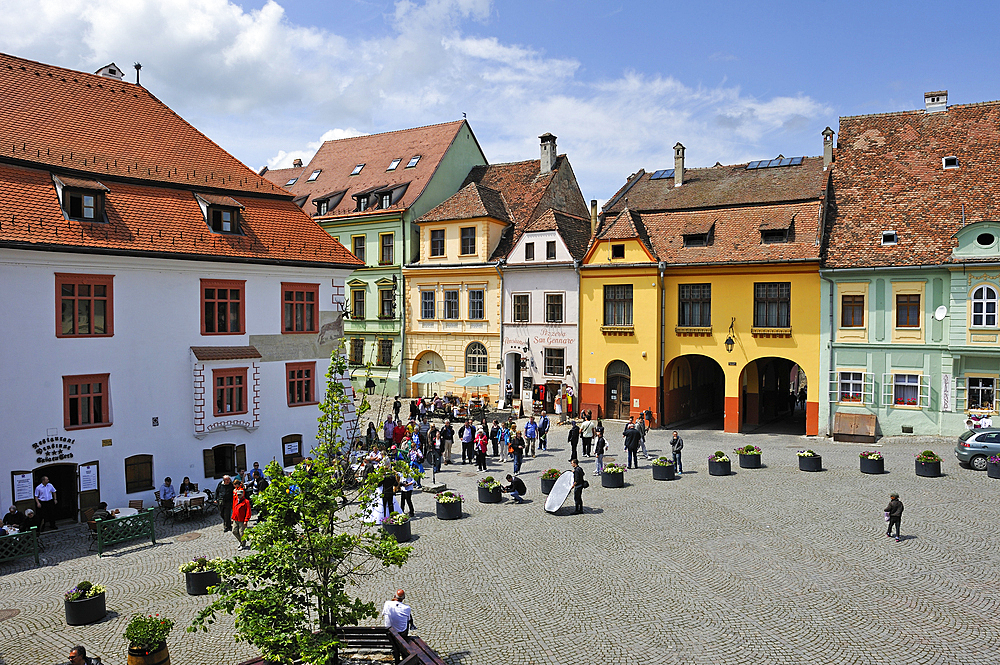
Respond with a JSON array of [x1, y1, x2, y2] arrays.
[[436, 501, 462, 520], [738, 454, 762, 469], [478, 486, 501, 504], [382, 520, 412, 543], [798, 455, 822, 472], [65, 592, 106, 626], [987, 461, 1000, 479], [915, 460, 941, 478], [708, 459, 731, 476], [860, 457, 884, 475], [127, 643, 170, 665], [185, 570, 220, 596], [652, 465, 675, 481], [601, 471, 625, 488], [540, 478, 556, 495]]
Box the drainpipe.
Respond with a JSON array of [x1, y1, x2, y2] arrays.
[[820, 272, 836, 437], [659, 261, 666, 427], [495, 259, 506, 399], [400, 213, 407, 397], [573, 258, 582, 411]]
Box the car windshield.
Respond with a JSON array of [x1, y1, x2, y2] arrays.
[[959, 429, 977, 441]]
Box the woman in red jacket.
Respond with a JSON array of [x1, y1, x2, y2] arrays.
[[232, 488, 252, 550]]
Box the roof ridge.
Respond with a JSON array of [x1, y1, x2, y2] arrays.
[[318, 119, 466, 146], [841, 99, 1000, 122], [0, 52, 145, 90]]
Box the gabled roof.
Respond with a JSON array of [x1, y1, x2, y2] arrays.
[[0, 53, 284, 195], [826, 99, 1000, 268], [263, 120, 476, 216], [588, 208, 656, 259], [521, 209, 592, 261], [417, 182, 511, 224]]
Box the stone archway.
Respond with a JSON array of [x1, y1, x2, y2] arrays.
[[739, 357, 807, 434], [662, 354, 725, 427], [412, 350, 445, 398]]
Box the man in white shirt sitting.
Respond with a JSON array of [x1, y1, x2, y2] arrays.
[[381, 588, 415, 638]]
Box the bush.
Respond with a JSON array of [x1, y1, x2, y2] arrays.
[[477, 476, 500, 490], [65, 581, 105, 602], [735, 445, 761, 455], [652, 456, 674, 467], [179, 557, 223, 574], [709, 451, 730, 462], [541, 468, 562, 480], [381, 512, 410, 525], [603, 463, 626, 473], [915, 450, 942, 463]]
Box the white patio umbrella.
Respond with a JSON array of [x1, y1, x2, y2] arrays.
[[454, 375, 501, 387]]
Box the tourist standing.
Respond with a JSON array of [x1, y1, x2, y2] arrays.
[[580, 413, 596, 457], [232, 487, 252, 549], [636, 415, 650, 460], [538, 411, 550, 451], [511, 429, 525, 474], [670, 431, 684, 474], [489, 419, 501, 457], [393, 395, 402, 420], [381, 468, 399, 520], [33, 476, 57, 531], [216, 475, 234, 532], [441, 420, 455, 465], [570, 458, 586, 514], [885, 493, 904, 542], [623, 424, 642, 469], [524, 416, 538, 458], [400, 473, 416, 517], [475, 429, 489, 471], [594, 429, 607, 476], [567, 421, 580, 462], [459, 420, 476, 464]]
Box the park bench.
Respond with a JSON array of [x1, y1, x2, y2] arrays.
[[94, 507, 156, 557], [0, 526, 40, 566], [236, 626, 446, 665]]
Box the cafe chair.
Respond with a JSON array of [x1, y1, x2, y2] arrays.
[[83, 507, 95, 523], [128, 499, 143, 510], [87, 521, 99, 551], [191, 483, 199, 491], [187, 496, 205, 519]]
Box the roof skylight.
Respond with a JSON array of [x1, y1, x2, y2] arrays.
[[387, 158, 401, 171], [746, 157, 804, 170], [351, 164, 365, 176], [307, 170, 322, 182], [285, 177, 298, 186], [406, 155, 421, 168], [650, 169, 675, 180]]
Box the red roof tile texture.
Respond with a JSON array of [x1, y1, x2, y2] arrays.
[[191, 346, 262, 361], [825, 101, 1000, 267], [417, 182, 511, 223]]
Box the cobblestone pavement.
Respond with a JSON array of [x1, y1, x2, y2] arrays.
[[3, 423, 1000, 665]]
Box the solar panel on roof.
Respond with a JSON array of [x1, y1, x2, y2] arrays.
[[650, 169, 675, 180], [745, 157, 805, 170], [790, 156, 803, 165], [746, 161, 760, 169], [779, 158, 793, 166]]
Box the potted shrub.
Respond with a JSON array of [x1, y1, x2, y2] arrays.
[[708, 451, 731, 476], [735, 445, 762, 469], [477, 477, 502, 503], [797, 450, 822, 472], [914, 450, 942, 477], [602, 462, 626, 488], [651, 457, 675, 481], [179, 557, 221, 596], [987, 455, 1000, 479], [381, 512, 412, 543], [124, 613, 173, 665], [860, 450, 884, 474], [435, 491, 463, 520], [64, 581, 106, 626], [540, 469, 561, 495]]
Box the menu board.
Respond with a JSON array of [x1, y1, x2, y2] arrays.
[[12, 473, 33, 502], [284, 441, 300, 456], [79, 464, 99, 492]]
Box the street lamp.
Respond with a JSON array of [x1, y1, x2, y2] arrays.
[[725, 318, 736, 353]]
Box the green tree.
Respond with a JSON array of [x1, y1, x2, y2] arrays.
[[190, 352, 412, 664]]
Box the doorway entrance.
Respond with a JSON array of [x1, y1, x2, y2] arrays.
[[33, 463, 78, 523], [663, 355, 725, 427], [412, 350, 445, 397], [504, 352, 522, 406], [605, 360, 631, 420], [740, 357, 807, 434]]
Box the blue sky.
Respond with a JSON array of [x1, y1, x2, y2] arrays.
[[2, 0, 998, 202]]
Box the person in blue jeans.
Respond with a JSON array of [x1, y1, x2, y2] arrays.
[[538, 411, 550, 451], [503, 474, 526, 503], [670, 431, 684, 474], [524, 416, 538, 458], [510, 431, 525, 474]]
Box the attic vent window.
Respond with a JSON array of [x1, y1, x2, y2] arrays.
[[976, 233, 995, 247], [210, 207, 240, 234], [285, 177, 298, 186], [761, 229, 788, 244], [683, 234, 710, 247], [387, 158, 401, 171], [611, 244, 626, 259], [406, 155, 421, 168], [881, 230, 898, 246], [943, 156, 959, 169], [307, 170, 321, 182], [350, 164, 365, 176]]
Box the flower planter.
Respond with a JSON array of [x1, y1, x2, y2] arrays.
[[738, 454, 761, 469], [436, 501, 462, 520], [184, 570, 219, 596], [708, 459, 731, 476], [860, 457, 884, 474], [915, 460, 941, 478], [601, 471, 625, 488], [798, 455, 822, 472], [127, 642, 171, 665], [988, 461, 1000, 479], [478, 486, 501, 504], [652, 465, 675, 481], [65, 592, 106, 626], [540, 478, 556, 495], [383, 520, 412, 543]]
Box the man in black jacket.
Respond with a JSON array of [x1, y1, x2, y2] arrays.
[[570, 458, 586, 514], [567, 421, 580, 462], [216, 475, 234, 532], [885, 493, 904, 542], [670, 431, 684, 474], [503, 474, 527, 503]]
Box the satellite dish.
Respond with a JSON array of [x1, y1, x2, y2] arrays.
[[934, 305, 947, 321]]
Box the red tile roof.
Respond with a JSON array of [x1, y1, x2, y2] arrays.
[[191, 346, 262, 361], [523, 209, 593, 261], [825, 100, 1000, 267], [417, 182, 511, 223]]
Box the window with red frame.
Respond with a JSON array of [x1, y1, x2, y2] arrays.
[[56, 274, 114, 337], [214, 367, 247, 416], [287, 362, 316, 406], [63, 374, 111, 429], [202, 280, 245, 334], [282, 283, 319, 333]]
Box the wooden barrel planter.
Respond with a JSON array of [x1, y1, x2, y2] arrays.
[[988, 460, 1000, 479], [738, 454, 762, 469], [540, 478, 556, 495], [127, 643, 170, 665], [652, 465, 675, 481], [478, 486, 502, 503], [708, 459, 731, 476], [915, 460, 941, 477], [382, 520, 412, 543], [860, 457, 884, 475], [798, 455, 822, 472], [436, 501, 462, 520], [185, 570, 220, 596], [65, 592, 106, 626], [601, 472, 625, 488]]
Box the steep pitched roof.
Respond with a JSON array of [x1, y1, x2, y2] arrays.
[[267, 120, 474, 216], [825, 100, 1000, 268], [591, 208, 656, 258], [524, 209, 593, 262], [417, 182, 511, 223], [264, 167, 305, 188], [0, 53, 284, 195]]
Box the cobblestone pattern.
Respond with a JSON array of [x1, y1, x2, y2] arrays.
[[2, 426, 999, 665]]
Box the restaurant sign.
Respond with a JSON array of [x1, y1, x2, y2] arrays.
[[32, 437, 75, 464]]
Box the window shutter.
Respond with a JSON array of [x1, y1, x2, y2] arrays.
[[863, 373, 875, 405], [882, 373, 894, 407], [203, 449, 215, 479], [828, 371, 839, 401], [955, 377, 966, 412], [236, 444, 247, 474], [919, 375, 930, 408]]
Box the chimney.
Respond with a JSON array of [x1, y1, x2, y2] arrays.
[[924, 90, 948, 113], [539, 133, 557, 175], [673, 142, 685, 187], [822, 127, 835, 167], [590, 199, 598, 236], [293, 158, 303, 168]]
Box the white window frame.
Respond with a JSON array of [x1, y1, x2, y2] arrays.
[[882, 373, 929, 408], [829, 370, 874, 405], [971, 285, 998, 328], [966, 376, 997, 412]]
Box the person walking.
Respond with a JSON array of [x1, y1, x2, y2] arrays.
[[567, 420, 580, 462], [670, 431, 684, 474], [216, 475, 235, 532], [382, 589, 415, 638], [885, 492, 904, 542], [594, 429, 607, 476], [580, 413, 596, 457], [232, 487, 252, 549], [524, 416, 538, 458], [570, 458, 586, 514], [475, 429, 489, 471], [538, 411, 550, 451], [511, 429, 525, 474], [33, 476, 57, 531]]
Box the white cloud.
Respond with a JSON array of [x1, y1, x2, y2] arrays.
[[266, 128, 369, 170], [0, 0, 834, 200]]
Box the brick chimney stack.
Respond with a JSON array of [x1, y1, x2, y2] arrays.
[[590, 199, 598, 236], [822, 127, 835, 167], [293, 158, 303, 168], [539, 133, 557, 175], [674, 143, 685, 187]]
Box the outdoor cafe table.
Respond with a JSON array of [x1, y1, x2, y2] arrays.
[[175, 491, 208, 508], [109, 507, 138, 518]]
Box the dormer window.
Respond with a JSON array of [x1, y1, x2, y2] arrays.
[[357, 197, 369, 212], [316, 199, 329, 215], [306, 170, 321, 182], [387, 158, 401, 171], [943, 156, 959, 169], [683, 233, 710, 247], [53, 175, 108, 223], [611, 244, 625, 259], [882, 230, 898, 246], [351, 164, 365, 176], [406, 155, 421, 168], [210, 207, 239, 234], [285, 177, 298, 186], [380, 193, 392, 209], [312, 190, 345, 217], [761, 229, 788, 244]]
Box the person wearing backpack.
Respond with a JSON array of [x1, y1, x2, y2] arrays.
[[670, 431, 684, 474]]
